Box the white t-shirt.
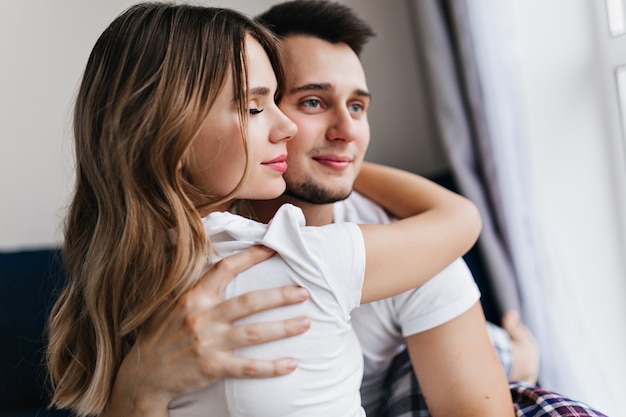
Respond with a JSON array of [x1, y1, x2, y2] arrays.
[[169, 204, 367, 417], [334, 192, 481, 414]]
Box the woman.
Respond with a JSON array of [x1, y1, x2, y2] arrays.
[[47, 3, 511, 417]]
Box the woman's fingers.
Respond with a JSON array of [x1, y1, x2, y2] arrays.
[[223, 316, 311, 349], [216, 285, 310, 323], [220, 355, 299, 378], [114, 245, 312, 412], [194, 245, 277, 298], [182, 246, 310, 323]]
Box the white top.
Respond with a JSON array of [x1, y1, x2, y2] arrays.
[[169, 204, 367, 417], [334, 192, 481, 414]]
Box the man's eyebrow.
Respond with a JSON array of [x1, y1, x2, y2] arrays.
[[288, 83, 372, 101], [355, 89, 372, 100], [288, 83, 331, 95]]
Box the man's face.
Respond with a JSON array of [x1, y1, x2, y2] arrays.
[[278, 35, 371, 204]]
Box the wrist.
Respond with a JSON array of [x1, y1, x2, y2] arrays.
[[104, 380, 170, 417], [104, 354, 172, 417]]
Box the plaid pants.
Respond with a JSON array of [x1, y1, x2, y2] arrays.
[[376, 349, 608, 417]]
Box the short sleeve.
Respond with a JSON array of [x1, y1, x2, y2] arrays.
[[306, 222, 366, 315], [261, 204, 366, 319], [393, 258, 481, 337]]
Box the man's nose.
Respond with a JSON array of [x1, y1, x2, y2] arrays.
[[326, 107, 355, 142]]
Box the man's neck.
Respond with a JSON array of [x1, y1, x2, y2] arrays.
[[248, 195, 335, 226]]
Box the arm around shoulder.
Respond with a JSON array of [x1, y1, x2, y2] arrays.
[[354, 162, 482, 303]]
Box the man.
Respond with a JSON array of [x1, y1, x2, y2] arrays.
[[252, 1, 539, 415]]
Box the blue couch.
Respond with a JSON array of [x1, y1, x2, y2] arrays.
[[0, 249, 73, 417]]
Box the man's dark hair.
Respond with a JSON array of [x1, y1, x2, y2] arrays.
[[256, 0, 376, 56]]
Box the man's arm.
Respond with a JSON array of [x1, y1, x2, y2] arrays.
[[405, 302, 514, 417], [352, 164, 540, 386]]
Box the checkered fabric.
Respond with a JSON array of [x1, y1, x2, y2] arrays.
[[376, 349, 427, 417], [376, 349, 608, 417], [511, 381, 608, 417]]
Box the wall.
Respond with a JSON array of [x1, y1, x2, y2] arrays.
[[0, 0, 438, 249], [1, 1, 134, 249]]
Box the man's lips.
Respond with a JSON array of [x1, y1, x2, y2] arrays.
[[312, 155, 352, 170], [262, 154, 288, 173]]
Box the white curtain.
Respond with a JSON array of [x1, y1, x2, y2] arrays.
[[463, 0, 549, 383], [465, 0, 615, 412], [406, 0, 617, 413]]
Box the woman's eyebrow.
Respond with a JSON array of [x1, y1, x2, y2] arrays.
[[249, 86, 271, 96]]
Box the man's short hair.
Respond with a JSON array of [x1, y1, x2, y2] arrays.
[[256, 0, 376, 56]]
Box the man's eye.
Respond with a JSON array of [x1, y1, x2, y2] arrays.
[[350, 103, 364, 113], [249, 107, 264, 115], [302, 99, 320, 109]]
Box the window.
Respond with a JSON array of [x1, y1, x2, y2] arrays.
[[606, 0, 626, 37], [603, 0, 626, 179], [618, 66, 626, 154]]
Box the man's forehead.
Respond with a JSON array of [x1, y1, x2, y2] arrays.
[[282, 40, 368, 93], [282, 35, 360, 64]]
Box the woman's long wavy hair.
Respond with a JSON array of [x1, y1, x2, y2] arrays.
[[46, 3, 286, 415]]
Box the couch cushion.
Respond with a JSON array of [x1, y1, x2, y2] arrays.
[[0, 249, 65, 413]]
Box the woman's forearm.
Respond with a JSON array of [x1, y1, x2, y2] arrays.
[[354, 162, 477, 221], [356, 162, 483, 303]]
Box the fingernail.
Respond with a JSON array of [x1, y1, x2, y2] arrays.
[[298, 317, 311, 331], [284, 359, 297, 371], [295, 287, 309, 300]]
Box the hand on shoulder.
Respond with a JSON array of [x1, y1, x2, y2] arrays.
[[102, 246, 311, 417]]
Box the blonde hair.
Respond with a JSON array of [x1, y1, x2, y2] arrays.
[[46, 3, 285, 415]]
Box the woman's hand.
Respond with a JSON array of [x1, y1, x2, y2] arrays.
[[102, 246, 311, 417]]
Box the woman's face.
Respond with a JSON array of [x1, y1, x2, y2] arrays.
[[185, 35, 297, 214]]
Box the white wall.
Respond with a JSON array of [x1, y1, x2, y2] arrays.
[[0, 0, 436, 249], [0, 1, 135, 249]]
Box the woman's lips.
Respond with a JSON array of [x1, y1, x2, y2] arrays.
[[262, 155, 288, 173]]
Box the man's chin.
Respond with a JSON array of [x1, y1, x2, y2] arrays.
[[284, 182, 352, 205]]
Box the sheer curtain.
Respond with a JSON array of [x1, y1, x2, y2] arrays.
[[405, 0, 612, 411]]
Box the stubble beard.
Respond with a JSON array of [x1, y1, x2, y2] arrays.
[[284, 175, 353, 205]]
